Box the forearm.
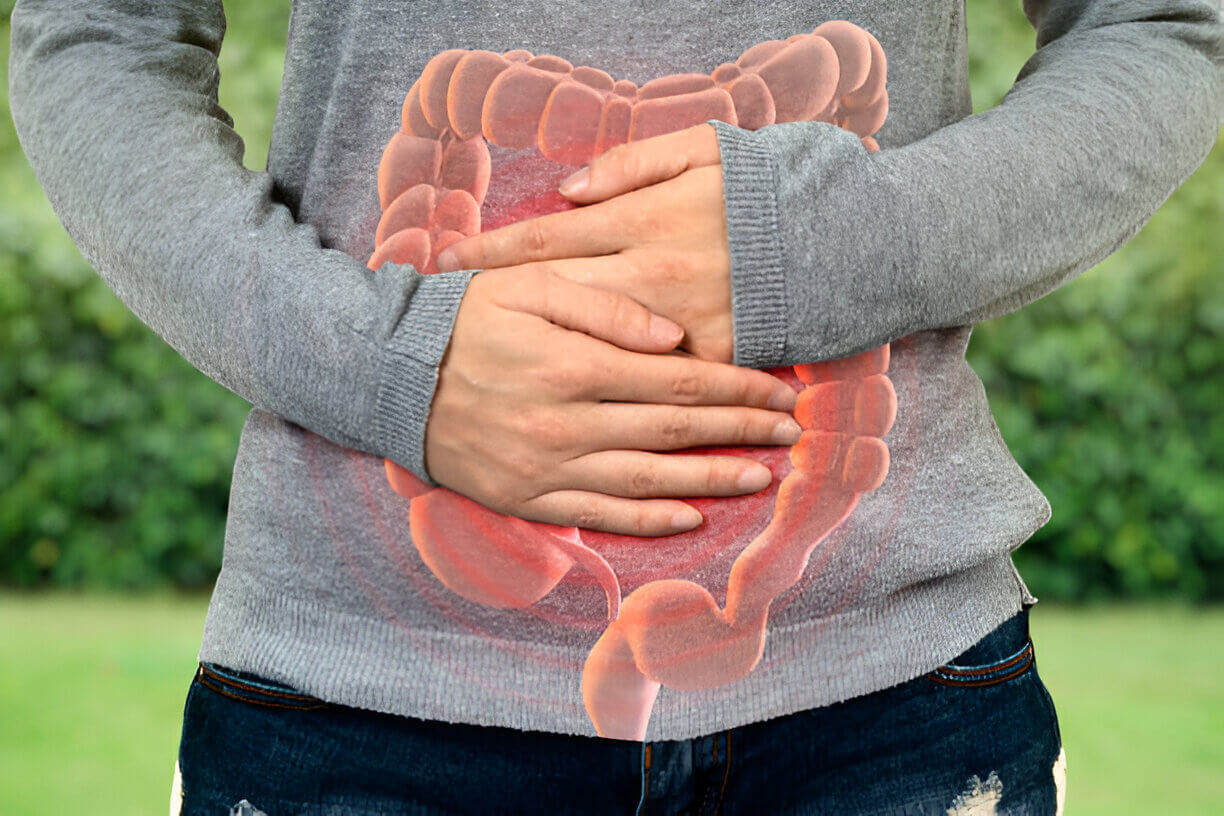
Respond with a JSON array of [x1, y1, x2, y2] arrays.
[[8, 0, 475, 485], [710, 0, 1223, 368]]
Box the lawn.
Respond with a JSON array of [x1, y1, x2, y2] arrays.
[[0, 595, 1221, 814]]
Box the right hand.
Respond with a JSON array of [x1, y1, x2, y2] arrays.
[[422, 265, 802, 537]]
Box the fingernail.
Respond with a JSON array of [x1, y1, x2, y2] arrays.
[[671, 507, 703, 530], [773, 418, 803, 445], [649, 314, 683, 342], [737, 464, 772, 491], [559, 166, 590, 196], [768, 388, 797, 412], [435, 249, 458, 272]]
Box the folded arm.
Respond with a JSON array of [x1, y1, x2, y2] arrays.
[[709, 0, 1223, 369], [8, 0, 475, 487]]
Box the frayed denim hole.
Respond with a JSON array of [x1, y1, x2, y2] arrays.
[[229, 800, 269, 816]]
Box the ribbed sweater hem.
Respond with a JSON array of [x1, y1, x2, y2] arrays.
[[198, 552, 1035, 741], [706, 117, 789, 370]]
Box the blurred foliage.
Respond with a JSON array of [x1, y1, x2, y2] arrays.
[[1, 2, 1221, 599], [963, 2, 1224, 601], [0, 2, 287, 590]]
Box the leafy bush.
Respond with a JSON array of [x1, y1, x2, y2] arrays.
[[968, 144, 1224, 601], [2, 2, 1221, 599], [963, 2, 1224, 601], [0, 2, 281, 589]]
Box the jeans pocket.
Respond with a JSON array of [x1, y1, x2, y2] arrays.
[[194, 662, 331, 711], [924, 608, 1035, 688]]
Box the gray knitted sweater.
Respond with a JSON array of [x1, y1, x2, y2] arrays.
[[9, 0, 1221, 741]]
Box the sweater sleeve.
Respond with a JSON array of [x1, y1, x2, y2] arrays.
[[7, 0, 476, 488], [708, 0, 1223, 369]]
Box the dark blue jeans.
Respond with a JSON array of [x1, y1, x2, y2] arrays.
[[174, 606, 1064, 815]]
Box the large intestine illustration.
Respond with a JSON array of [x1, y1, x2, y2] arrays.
[[369, 20, 896, 740]]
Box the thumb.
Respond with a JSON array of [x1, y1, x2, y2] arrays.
[[557, 122, 722, 203]]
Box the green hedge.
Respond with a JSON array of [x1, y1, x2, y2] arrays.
[[0, 2, 283, 590], [961, 2, 1224, 601], [968, 152, 1224, 601], [2, 2, 1221, 599]]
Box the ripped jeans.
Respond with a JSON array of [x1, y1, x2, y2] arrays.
[[173, 605, 1065, 815]]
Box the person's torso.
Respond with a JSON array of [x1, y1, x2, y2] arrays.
[[209, 0, 1049, 738]]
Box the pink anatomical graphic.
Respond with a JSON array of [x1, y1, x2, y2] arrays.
[[371, 20, 897, 740]]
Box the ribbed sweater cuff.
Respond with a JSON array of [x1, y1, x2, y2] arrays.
[[707, 118, 789, 369], [372, 268, 478, 488]]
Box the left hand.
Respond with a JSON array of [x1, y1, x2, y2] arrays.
[[435, 123, 736, 364]]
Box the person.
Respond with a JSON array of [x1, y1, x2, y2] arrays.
[[9, 0, 1220, 813]]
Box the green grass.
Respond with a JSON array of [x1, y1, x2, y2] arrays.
[[0, 593, 206, 815], [1029, 604, 1224, 815], [1, 595, 1221, 815]]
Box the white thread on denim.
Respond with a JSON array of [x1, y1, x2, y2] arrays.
[[945, 770, 1003, 815]]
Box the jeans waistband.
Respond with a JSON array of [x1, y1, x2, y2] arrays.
[[944, 606, 1030, 668]]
